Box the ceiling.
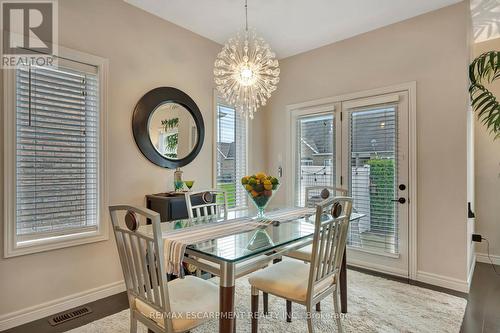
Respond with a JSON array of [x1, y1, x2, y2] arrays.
[[125, 0, 498, 58]]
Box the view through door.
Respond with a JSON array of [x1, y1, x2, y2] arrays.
[[295, 113, 336, 207], [292, 91, 410, 277], [341, 92, 409, 277]]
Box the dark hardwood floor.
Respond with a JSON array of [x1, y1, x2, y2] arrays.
[[461, 262, 500, 333], [3, 263, 499, 333], [3, 293, 129, 333]]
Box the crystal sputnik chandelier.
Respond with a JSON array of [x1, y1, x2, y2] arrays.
[[214, 0, 280, 119]]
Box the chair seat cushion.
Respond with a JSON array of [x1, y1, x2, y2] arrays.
[[135, 276, 219, 332], [248, 260, 336, 302], [285, 244, 313, 262]]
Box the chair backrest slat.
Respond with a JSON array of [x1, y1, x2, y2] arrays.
[[326, 222, 340, 273], [109, 205, 174, 333], [146, 240, 161, 306], [185, 190, 228, 220], [114, 228, 133, 289], [307, 197, 353, 301], [131, 234, 147, 298], [321, 222, 335, 277], [334, 211, 351, 272], [137, 237, 153, 301], [315, 221, 327, 281], [123, 232, 140, 294]]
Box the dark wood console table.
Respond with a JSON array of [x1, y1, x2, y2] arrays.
[[145, 192, 214, 222]]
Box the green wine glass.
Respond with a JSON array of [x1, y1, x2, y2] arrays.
[[184, 180, 194, 191]]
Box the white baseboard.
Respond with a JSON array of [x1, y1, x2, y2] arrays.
[[416, 271, 469, 293], [476, 252, 500, 266], [0, 280, 126, 331]]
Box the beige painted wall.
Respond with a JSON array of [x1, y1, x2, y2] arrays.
[[0, 0, 221, 319], [473, 38, 500, 261], [0, 0, 475, 325], [257, 2, 471, 284]]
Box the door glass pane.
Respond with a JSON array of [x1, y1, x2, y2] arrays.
[[295, 114, 335, 207], [348, 106, 398, 255]]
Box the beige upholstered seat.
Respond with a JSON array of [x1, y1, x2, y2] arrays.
[[248, 259, 334, 302], [135, 276, 218, 332], [285, 244, 313, 262]]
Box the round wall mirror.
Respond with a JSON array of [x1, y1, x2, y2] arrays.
[[132, 87, 204, 168], [148, 102, 198, 160]]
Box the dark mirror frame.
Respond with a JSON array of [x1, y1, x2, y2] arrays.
[[132, 87, 205, 168]]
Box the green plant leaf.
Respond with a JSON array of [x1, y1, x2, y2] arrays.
[[469, 51, 500, 139]]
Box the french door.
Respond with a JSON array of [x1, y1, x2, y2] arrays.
[[341, 92, 409, 277], [291, 91, 410, 277]]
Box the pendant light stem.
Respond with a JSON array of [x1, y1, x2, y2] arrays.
[[245, 0, 248, 31]]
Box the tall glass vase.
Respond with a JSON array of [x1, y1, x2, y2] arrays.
[[245, 184, 280, 219]]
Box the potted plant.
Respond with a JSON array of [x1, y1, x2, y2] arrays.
[[469, 51, 500, 137]]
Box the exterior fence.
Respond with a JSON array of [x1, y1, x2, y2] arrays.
[[298, 163, 397, 253]]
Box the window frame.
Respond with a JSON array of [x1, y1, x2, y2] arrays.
[[3, 46, 109, 257], [212, 90, 249, 211]]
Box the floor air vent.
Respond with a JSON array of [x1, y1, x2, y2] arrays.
[[48, 306, 92, 326]]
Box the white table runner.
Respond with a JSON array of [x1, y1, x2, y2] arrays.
[[163, 207, 315, 276]]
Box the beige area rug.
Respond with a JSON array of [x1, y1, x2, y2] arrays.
[[68, 269, 467, 333]]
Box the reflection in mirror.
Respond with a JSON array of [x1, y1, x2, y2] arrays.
[[148, 103, 198, 160]]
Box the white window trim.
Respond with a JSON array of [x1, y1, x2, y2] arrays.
[[3, 46, 109, 258], [212, 89, 249, 211]]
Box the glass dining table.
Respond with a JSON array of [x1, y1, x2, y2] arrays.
[[139, 206, 364, 333]]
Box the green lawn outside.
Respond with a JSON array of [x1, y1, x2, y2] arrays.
[[217, 182, 237, 208]]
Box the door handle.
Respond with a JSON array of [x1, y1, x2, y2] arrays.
[[391, 197, 406, 204]]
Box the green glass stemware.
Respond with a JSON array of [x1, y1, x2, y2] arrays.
[[184, 180, 194, 191]]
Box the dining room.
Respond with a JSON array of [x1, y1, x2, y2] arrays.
[[1, 0, 500, 333]]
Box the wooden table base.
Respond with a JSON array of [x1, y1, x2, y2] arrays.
[[340, 248, 347, 313], [220, 285, 235, 333]]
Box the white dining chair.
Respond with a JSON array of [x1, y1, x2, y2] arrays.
[[184, 189, 273, 311], [184, 189, 228, 219], [305, 186, 348, 208], [287, 186, 349, 263], [184, 190, 228, 276], [248, 197, 353, 333], [109, 205, 219, 333]]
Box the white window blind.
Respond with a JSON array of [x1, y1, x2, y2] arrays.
[[295, 113, 335, 207], [215, 103, 247, 209], [15, 62, 100, 242], [347, 106, 398, 255]]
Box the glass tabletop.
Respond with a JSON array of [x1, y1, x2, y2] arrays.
[[139, 206, 364, 263]]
